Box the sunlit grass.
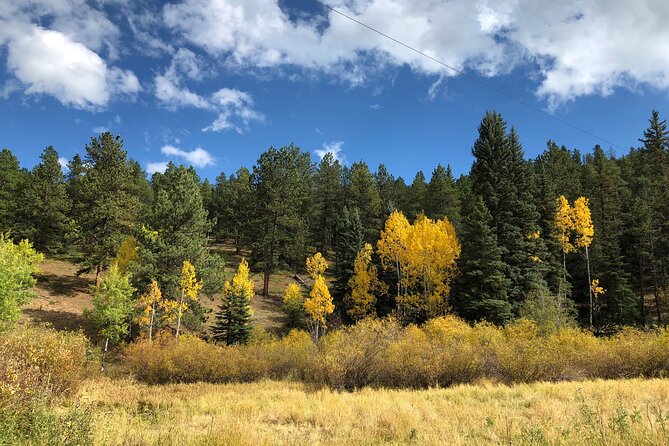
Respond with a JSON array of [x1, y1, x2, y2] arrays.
[[79, 378, 669, 445]]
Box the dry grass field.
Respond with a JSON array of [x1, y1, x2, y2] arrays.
[[77, 378, 669, 446]]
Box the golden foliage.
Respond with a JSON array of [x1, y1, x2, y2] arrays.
[[377, 211, 460, 319], [304, 275, 334, 327], [135, 279, 162, 335], [224, 258, 254, 303], [305, 252, 328, 279], [180, 260, 203, 302], [555, 195, 576, 253], [572, 196, 594, 248], [346, 243, 386, 321], [114, 236, 138, 274], [591, 279, 605, 299]]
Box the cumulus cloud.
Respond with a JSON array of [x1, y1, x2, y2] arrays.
[[161, 0, 669, 107], [0, 0, 140, 108], [314, 141, 346, 164], [146, 161, 168, 175], [161, 145, 215, 167], [204, 88, 264, 133]]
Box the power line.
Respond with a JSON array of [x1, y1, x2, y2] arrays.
[[312, 0, 624, 150]]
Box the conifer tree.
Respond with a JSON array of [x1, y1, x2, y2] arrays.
[[375, 164, 399, 215], [425, 164, 460, 228], [453, 194, 512, 324], [214, 258, 255, 344], [312, 153, 343, 252], [25, 147, 72, 252], [470, 112, 546, 306], [333, 206, 364, 310], [215, 168, 253, 253], [348, 161, 382, 241], [406, 171, 428, 221], [77, 133, 142, 283], [251, 145, 311, 296], [0, 149, 29, 235]]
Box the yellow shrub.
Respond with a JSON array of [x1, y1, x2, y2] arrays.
[[0, 326, 93, 405]]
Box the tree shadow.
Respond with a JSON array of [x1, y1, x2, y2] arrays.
[[23, 308, 98, 339], [36, 273, 93, 297]]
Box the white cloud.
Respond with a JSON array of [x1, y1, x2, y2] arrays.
[[160, 145, 215, 167], [58, 157, 69, 171], [154, 51, 263, 132], [2, 23, 139, 109], [147, 161, 168, 175], [92, 126, 108, 134], [161, 0, 669, 107], [314, 141, 346, 164], [204, 88, 264, 133]]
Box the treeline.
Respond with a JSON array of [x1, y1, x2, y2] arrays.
[[1, 110, 669, 332]]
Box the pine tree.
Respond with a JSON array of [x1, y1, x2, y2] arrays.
[[333, 206, 364, 311], [425, 164, 460, 228], [453, 193, 512, 324], [77, 133, 142, 283], [313, 153, 343, 251], [470, 112, 546, 307], [348, 161, 382, 241], [214, 168, 253, 253], [135, 163, 216, 301], [584, 147, 638, 325], [213, 258, 255, 344], [0, 149, 28, 234], [250, 145, 311, 296], [406, 171, 427, 221], [25, 147, 72, 252], [375, 164, 399, 215]]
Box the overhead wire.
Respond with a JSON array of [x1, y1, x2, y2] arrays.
[[312, 0, 624, 150]]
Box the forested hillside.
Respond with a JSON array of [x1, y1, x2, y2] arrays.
[[2, 110, 669, 338]]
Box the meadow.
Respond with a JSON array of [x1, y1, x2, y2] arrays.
[[54, 378, 669, 445]]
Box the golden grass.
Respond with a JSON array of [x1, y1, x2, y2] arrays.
[[77, 378, 669, 445]]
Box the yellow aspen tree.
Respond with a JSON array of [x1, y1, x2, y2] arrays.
[[555, 195, 576, 285], [591, 279, 605, 299], [136, 279, 162, 341], [175, 260, 203, 339], [377, 210, 411, 297], [401, 215, 460, 318], [114, 236, 138, 275], [283, 283, 305, 325], [304, 263, 334, 342], [345, 243, 386, 321], [306, 252, 328, 279], [572, 197, 595, 330]]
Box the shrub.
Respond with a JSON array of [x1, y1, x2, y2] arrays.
[[0, 326, 93, 405], [121, 316, 669, 389]]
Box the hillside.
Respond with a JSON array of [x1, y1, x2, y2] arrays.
[[20, 244, 299, 339]]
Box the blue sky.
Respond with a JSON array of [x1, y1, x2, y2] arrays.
[[1, 0, 668, 182]]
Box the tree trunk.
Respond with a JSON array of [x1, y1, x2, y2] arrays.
[[101, 337, 109, 372], [95, 263, 103, 287], [639, 258, 646, 327], [586, 246, 593, 331], [175, 292, 185, 339], [263, 269, 270, 296], [149, 303, 155, 341]]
